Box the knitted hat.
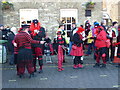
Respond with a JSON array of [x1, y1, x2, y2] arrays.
[[94, 22, 99, 26], [77, 27, 84, 33]]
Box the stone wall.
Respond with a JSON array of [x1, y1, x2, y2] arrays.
[[2, 1, 102, 39], [118, 1, 120, 24], [0, 1, 3, 24]]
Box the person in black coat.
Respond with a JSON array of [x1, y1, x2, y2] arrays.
[[8, 27, 17, 65]]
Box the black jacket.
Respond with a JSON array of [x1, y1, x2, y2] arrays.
[[7, 31, 15, 53], [73, 33, 83, 47], [2, 29, 10, 40], [53, 37, 67, 53], [70, 27, 76, 42], [32, 27, 46, 47]]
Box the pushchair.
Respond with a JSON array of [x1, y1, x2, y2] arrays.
[[44, 37, 54, 63]]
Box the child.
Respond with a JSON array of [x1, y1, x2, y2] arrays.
[[54, 31, 67, 71], [44, 36, 54, 63]]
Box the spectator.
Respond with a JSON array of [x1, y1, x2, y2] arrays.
[[8, 27, 17, 65]]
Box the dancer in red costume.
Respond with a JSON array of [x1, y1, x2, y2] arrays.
[[30, 19, 46, 73], [54, 31, 67, 71]]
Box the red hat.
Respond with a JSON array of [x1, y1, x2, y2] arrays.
[[77, 27, 84, 33], [57, 31, 62, 35], [98, 26, 104, 30]]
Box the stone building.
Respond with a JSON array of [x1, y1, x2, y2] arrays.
[[118, 1, 120, 24], [1, 0, 103, 40], [102, 0, 120, 25]]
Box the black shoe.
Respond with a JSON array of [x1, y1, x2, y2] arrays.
[[38, 70, 43, 73], [100, 63, 106, 68], [19, 74, 24, 78], [63, 60, 66, 63], [116, 65, 120, 68], [29, 73, 36, 78], [9, 63, 14, 65], [93, 63, 100, 68], [34, 69, 37, 72]]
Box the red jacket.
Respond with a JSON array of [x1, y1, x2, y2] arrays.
[[95, 30, 107, 48]]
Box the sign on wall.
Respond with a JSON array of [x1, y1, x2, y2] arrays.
[[20, 9, 38, 26]]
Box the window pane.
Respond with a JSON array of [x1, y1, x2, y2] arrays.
[[61, 17, 66, 23], [67, 32, 71, 37], [85, 10, 91, 17], [67, 24, 71, 30], [64, 24, 67, 30], [67, 17, 71, 23], [72, 17, 76, 23]]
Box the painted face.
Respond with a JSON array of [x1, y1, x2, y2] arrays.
[[57, 34, 61, 37], [114, 23, 118, 28], [108, 27, 112, 31], [34, 24, 38, 27], [61, 26, 64, 30], [72, 24, 76, 28]]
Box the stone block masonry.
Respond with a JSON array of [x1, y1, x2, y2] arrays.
[[2, 1, 102, 39]]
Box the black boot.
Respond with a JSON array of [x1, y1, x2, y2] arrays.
[[19, 74, 24, 78], [93, 63, 100, 68], [34, 69, 37, 72], [29, 73, 36, 78], [100, 63, 106, 68], [38, 70, 43, 73]]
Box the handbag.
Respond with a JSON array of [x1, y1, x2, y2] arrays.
[[72, 44, 77, 50], [105, 39, 111, 48]]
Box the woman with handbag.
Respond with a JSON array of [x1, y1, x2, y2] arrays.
[[70, 27, 84, 69]]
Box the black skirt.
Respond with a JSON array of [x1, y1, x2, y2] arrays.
[[17, 48, 33, 63], [117, 46, 120, 58]]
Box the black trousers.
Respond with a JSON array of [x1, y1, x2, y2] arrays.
[[74, 56, 83, 65], [106, 48, 110, 61], [110, 46, 115, 61]]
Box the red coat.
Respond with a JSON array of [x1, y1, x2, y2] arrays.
[[95, 30, 107, 48], [70, 44, 84, 56]]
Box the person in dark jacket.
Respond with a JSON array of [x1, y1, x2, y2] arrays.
[[30, 19, 46, 73], [85, 20, 91, 36], [70, 27, 84, 69], [8, 27, 17, 65], [110, 22, 118, 62], [113, 25, 120, 67], [68, 23, 77, 55]]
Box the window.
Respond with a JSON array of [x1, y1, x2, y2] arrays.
[[85, 10, 91, 17], [60, 9, 78, 37], [20, 9, 38, 27]]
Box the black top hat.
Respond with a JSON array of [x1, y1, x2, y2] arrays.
[[21, 25, 30, 28], [33, 19, 38, 24]]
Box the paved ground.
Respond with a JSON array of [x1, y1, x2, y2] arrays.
[[1, 53, 119, 88]]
